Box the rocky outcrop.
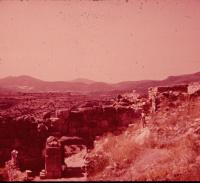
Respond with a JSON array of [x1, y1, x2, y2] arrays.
[[188, 82, 200, 95]]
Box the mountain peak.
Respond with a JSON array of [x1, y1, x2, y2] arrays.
[[0, 75, 43, 88], [2, 75, 41, 81]]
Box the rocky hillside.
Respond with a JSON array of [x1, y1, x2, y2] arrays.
[[86, 91, 200, 181]]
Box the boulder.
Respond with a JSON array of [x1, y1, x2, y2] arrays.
[[56, 109, 70, 120], [43, 112, 51, 120], [46, 136, 60, 147], [134, 127, 151, 146], [49, 117, 65, 133]]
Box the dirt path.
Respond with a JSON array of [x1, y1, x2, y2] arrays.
[[34, 174, 87, 182]]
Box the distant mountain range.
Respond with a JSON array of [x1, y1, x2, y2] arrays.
[[69, 78, 96, 85], [0, 72, 200, 94]]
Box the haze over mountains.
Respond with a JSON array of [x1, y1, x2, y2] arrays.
[[0, 71, 200, 94]]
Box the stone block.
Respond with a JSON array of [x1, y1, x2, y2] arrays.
[[56, 109, 70, 120], [45, 136, 62, 179]]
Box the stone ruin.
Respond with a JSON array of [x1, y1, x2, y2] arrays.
[[148, 84, 188, 100], [4, 136, 86, 180], [0, 95, 145, 178], [148, 85, 188, 112], [1, 83, 200, 180], [148, 83, 200, 112], [44, 136, 62, 179], [40, 135, 86, 180]]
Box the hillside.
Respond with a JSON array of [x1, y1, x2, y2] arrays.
[[0, 71, 199, 94], [70, 78, 96, 85], [86, 91, 200, 181]]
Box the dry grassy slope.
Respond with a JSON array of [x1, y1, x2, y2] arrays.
[[87, 96, 200, 181]]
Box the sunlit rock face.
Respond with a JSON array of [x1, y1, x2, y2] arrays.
[[188, 82, 200, 95]]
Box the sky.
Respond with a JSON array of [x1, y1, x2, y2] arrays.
[[0, 0, 200, 83]]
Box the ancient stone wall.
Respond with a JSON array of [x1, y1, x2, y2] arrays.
[[148, 85, 188, 99], [148, 84, 190, 112], [0, 90, 151, 176], [47, 104, 141, 147], [0, 99, 142, 171]]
